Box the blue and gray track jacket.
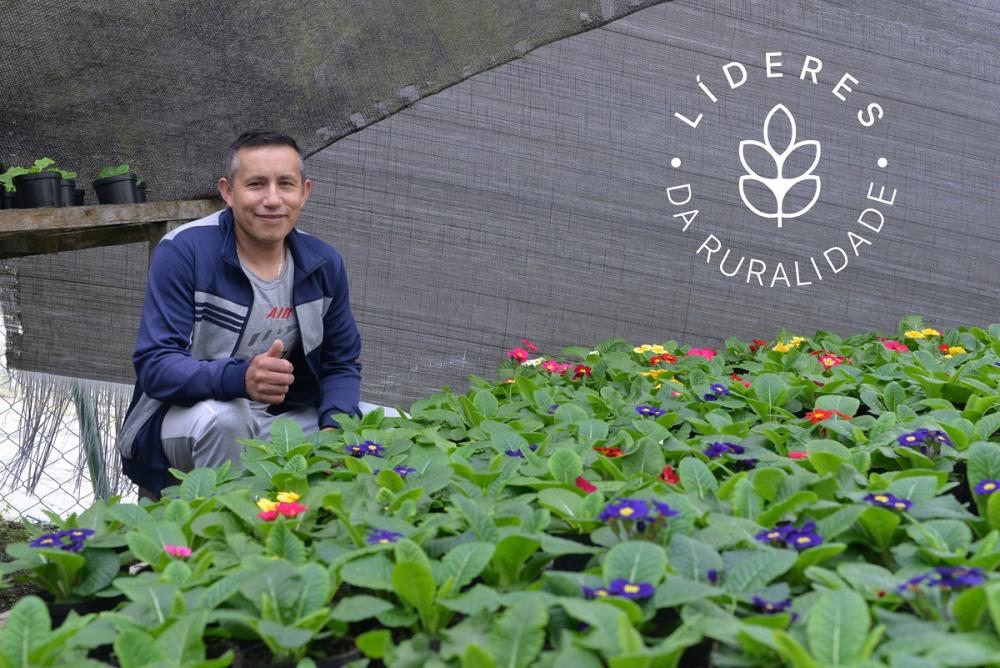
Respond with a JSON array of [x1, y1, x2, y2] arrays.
[[117, 208, 362, 494]]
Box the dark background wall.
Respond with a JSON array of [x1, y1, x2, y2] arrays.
[[3, 1, 999, 411]]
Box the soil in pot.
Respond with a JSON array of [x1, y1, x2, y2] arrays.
[[93, 173, 139, 204], [13, 172, 62, 208]]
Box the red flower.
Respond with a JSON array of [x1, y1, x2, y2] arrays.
[[813, 351, 846, 369], [507, 347, 529, 363], [521, 338, 539, 353], [594, 445, 624, 458], [572, 364, 592, 380], [939, 344, 950, 353], [257, 510, 279, 521], [788, 451, 808, 460], [881, 339, 909, 352], [730, 373, 752, 388], [659, 465, 680, 484], [276, 501, 307, 518], [649, 353, 677, 365], [749, 339, 768, 352], [687, 348, 716, 360], [804, 409, 851, 424], [575, 476, 597, 493]]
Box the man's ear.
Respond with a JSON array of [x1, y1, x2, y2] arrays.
[[301, 178, 312, 203], [218, 177, 234, 207]]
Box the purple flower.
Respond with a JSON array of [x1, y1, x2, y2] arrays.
[[366, 529, 404, 545], [505, 449, 525, 458], [756, 521, 822, 550], [896, 428, 952, 454], [599, 498, 651, 522], [786, 530, 823, 551], [652, 500, 679, 518], [608, 579, 655, 599], [547, 404, 559, 414], [974, 479, 999, 495], [707, 569, 720, 584], [635, 404, 666, 418], [393, 465, 417, 477], [863, 492, 912, 511], [896, 429, 928, 447], [59, 528, 95, 542], [755, 524, 794, 545], [706, 383, 729, 399], [582, 585, 611, 599], [934, 566, 985, 589], [347, 440, 384, 458], [29, 533, 62, 549], [752, 596, 792, 614], [896, 573, 931, 594], [736, 458, 758, 470], [528, 444, 539, 452], [703, 442, 729, 458]]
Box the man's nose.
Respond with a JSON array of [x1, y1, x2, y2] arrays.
[[262, 183, 281, 206]]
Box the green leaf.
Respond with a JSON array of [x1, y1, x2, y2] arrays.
[[537, 488, 585, 523], [758, 491, 819, 528], [548, 449, 583, 484], [987, 491, 1000, 533], [441, 542, 495, 592], [723, 549, 797, 594], [952, 587, 989, 632], [357, 629, 393, 659], [805, 440, 852, 476], [0, 596, 50, 667], [474, 390, 499, 417], [464, 646, 499, 668], [577, 419, 610, 444], [75, 549, 122, 596], [806, 589, 870, 666], [256, 620, 314, 651], [603, 541, 668, 586], [773, 629, 820, 668], [179, 467, 217, 501], [394, 538, 432, 571], [270, 418, 306, 453], [331, 595, 395, 622], [974, 412, 1000, 440], [491, 535, 541, 585], [678, 457, 718, 501], [753, 468, 786, 502], [754, 374, 790, 406], [161, 559, 193, 585], [266, 518, 307, 564], [341, 554, 395, 591], [668, 534, 722, 582], [815, 395, 860, 417], [489, 597, 548, 668], [392, 561, 437, 630], [858, 506, 900, 551], [114, 629, 165, 668]]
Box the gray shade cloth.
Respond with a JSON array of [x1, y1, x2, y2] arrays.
[[3, 0, 1000, 412]]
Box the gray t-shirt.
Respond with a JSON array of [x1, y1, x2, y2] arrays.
[[234, 249, 301, 410]]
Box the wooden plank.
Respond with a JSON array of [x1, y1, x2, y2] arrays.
[[0, 200, 220, 259]]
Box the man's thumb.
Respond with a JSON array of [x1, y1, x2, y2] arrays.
[[266, 339, 284, 358]]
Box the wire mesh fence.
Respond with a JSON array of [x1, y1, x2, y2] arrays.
[[0, 319, 136, 522]]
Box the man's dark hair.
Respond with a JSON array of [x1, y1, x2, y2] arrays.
[[224, 129, 305, 182]]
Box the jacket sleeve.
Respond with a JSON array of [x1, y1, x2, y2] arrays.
[[133, 240, 250, 404], [317, 256, 362, 428]]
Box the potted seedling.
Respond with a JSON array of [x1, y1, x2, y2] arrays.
[[12, 158, 63, 208], [48, 166, 82, 206], [0, 164, 27, 209], [93, 163, 140, 204]]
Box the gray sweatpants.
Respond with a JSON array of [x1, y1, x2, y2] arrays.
[[160, 399, 397, 472]]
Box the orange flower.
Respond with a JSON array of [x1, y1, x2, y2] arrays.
[[805, 409, 852, 424], [594, 445, 624, 458], [649, 353, 677, 365]]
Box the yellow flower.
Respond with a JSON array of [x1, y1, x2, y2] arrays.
[[772, 336, 805, 353], [943, 345, 966, 359], [276, 491, 301, 503], [921, 328, 941, 336], [640, 369, 670, 379], [904, 330, 925, 339], [669, 378, 683, 386], [790, 336, 805, 345], [633, 344, 667, 354], [256, 498, 277, 512]]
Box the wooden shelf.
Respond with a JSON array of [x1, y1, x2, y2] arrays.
[[0, 200, 222, 259]]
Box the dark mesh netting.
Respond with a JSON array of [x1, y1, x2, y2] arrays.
[[3, 1, 1000, 409]]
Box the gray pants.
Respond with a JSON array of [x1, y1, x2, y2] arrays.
[[161, 399, 396, 472]]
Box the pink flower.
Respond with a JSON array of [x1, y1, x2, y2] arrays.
[[258, 510, 279, 521], [671, 390, 683, 397], [687, 348, 717, 361], [164, 544, 192, 558], [788, 451, 808, 460], [507, 347, 529, 363], [659, 466, 680, 485], [572, 364, 592, 380], [541, 359, 566, 373], [276, 501, 307, 518], [881, 339, 909, 352], [521, 338, 539, 353], [575, 476, 597, 493]]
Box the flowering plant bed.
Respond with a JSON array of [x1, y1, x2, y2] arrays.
[[2, 316, 1000, 666]]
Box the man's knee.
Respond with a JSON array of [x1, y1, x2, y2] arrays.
[[162, 399, 257, 470]]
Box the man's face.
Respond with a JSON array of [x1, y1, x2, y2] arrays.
[[218, 145, 312, 251]]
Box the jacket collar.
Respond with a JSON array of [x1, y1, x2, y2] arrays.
[[219, 208, 325, 280]]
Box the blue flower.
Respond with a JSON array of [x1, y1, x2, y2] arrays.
[[707, 569, 720, 584], [635, 404, 666, 417], [582, 585, 611, 599], [393, 465, 417, 477], [347, 440, 384, 458], [863, 492, 912, 511], [366, 529, 404, 545], [505, 449, 525, 458], [652, 500, 679, 518], [752, 596, 792, 614], [974, 479, 999, 495], [29, 533, 62, 549], [547, 404, 559, 414], [703, 442, 729, 458], [608, 578, 655, 599], [599, 498, 651, 522]]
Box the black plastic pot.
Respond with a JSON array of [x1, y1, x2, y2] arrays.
[[137, 181, 147, 202], [0, 191, 16, 209], [48, 594, 125, 627], [93, 173, 139, 204], [73, 188, 85, 205], [60, 179, 77, 207], [13, 172, 62, 208]]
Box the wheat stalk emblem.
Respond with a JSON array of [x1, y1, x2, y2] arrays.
[[738, 104, 821, 228]]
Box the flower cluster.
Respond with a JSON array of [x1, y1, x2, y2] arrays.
[[507, 347, 530, 363], [29, 528, 95, 553], [598, 498, 678, 537], [896, 428, 953, 455], [896, 566, 984, 593], [367, 529, 404, 545], [703, 383, 729, 401], [755, 521, 823, 551], [583, 578, 655, 600], [805, 408, 852, 424], [904, 328, 941, 339], [540, 359, 571, 374], [881, 339, 909, 352], [863, 492, 913, 511], [257, 491, 308, 521], [939, 344, 967, 358], [687, 347, 717, 360], [634, 344, 669, 355], [772, 336, 805, 353], [635, 404, 666, 417], [346, 440, 385, 458]]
